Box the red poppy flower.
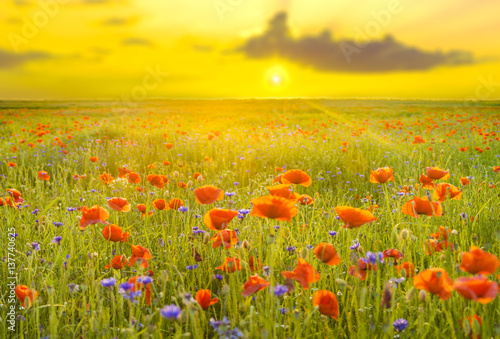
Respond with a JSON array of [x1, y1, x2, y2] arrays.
[[242, 274, 270, 297], [348, 258, 376, 281], [99, 172, 114, 184], [335, 206, 376, 228], [250, 195, 298, 221], [370, 167, 394, 184], [195, 289, 219, 310], [194, 185, 224, 204], [127, 172, 141, 183], [412, 268, 454, 300], [168, 198, 184, 209], [128, 245, 152, 268], [432, 183, 462, 202], [105, 254, 128, 269], [216, 257, 242, 273], [401, 196, 442, 217], [102, 224, 129, 243], [460, 246, 499, 275], [454, 276, 498, 304], [266, 184, 300, 201], [396, 262, 415, 277], [426, 167, 450, 180], [313, 243, 341, 265], [152, 199, 168, 210], [79, 205, 110, 230], [15, 285, 38, 308], [204, 208, 238, 230], [147, 174, 165, 189], [107, 197, 131, 212], [38, 171, 50, 180], [211, 229, 238, 249], [280, 169, 312, 187], [312, 290, 339, 319], [281, 258, 320, 290]]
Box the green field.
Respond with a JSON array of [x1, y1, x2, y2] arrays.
[[1, 100, 499, 338]]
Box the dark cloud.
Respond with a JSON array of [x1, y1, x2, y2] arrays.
[[193, 44, 213, 53], [239, 12, 474, 72], [121, 38, 154, 47], [0, 49, 51, 68], [101, 17, 136, 26]]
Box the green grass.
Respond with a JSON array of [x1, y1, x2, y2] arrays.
[[0, 99, 499, 338]]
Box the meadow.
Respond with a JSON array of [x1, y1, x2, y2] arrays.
[[0, 99, 499, 338]]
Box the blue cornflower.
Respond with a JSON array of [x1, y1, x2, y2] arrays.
[[328, 230, 337, 236], [52, 236, 62, 244], [393, 318, 408, 332], [31, 242, 41, 251], [101, 278, 116, 287], [138, 276, 153, 285], [178, 206, 189, 212], [349, 241, 360, 250], [160, 304, 182, 319], [273, 285, 288, 297]]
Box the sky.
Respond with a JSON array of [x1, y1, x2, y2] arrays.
[[1, 0, 500, 100]]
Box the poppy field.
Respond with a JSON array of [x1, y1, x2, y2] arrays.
[[1, 99, 500, 338]]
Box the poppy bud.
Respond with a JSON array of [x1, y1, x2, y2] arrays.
[[418, 290, 427, 302], [242, 239, 251, 250], [221, 284, 230, 295], [400, 229, 409, 240], [267, 234, 275, 244], [335, 278, 347, 289], [400, 267, 407, 278], [451, 229, 458, 235], [349, 251, 359, 265], [440, 254, 446, 261], [227, 200, 235, 209], [322, 212, 330, 218], [462, 318, 471, 335], [121, 254, 127, 262], [406, 287, 416, 301], [172, 171, 179, 178], [263, 266, 271, 276], [356, 246, 364, 254], [203, 232, 210, 244], [381, 284, 392, 309], [197, 175, 204, 182], [299, 247, 308, 259], [410, 235, 417, 242], [90, 252, 98, 259], [471, 317, 481, 335], [186, 181, 193, 188]]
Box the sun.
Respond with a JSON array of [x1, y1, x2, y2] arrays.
[[265, 66, 289, 90]]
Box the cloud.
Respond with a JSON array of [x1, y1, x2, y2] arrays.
[[193, 44, 213, 53], [0, 49, 51, 68], [121, 38, 154, 47], [238, 12, 474, 72], [101, 17, 137, 26]]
